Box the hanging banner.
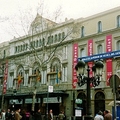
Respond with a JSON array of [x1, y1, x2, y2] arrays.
[[106, 35, 112, 86], [88, 39, 93, 87], [3, 61, 8, 94], [72, 43, 78, 88]]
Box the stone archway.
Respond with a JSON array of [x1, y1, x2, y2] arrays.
[[77, 92, 86, 116], [94, 91, 105, 115]]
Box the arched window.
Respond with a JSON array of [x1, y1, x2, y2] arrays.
[[98, 21, 102, 33], [116, 40, 120, 50], [97, 44, 103, 54], [117, 15, 120, 27], [49, 58, 61, 85], [81, 26, 85, 37], [36, 40, 38, 48], [80, 48, 85, 57]]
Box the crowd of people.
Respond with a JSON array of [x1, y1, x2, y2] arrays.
[[94, 109, 112, 120], [0, 108, 66, 120]]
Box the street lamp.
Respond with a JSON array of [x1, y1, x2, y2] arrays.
[[75, 60, 104, 120]]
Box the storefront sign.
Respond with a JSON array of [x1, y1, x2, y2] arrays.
[[75, 99, 82, 104], [25, 98, 40, 103], [43, 97, 61, 103]]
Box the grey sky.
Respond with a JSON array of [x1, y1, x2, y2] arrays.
[[0, 0, 120, 43]]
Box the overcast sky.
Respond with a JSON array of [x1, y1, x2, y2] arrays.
[[0, 0, 120, 43]]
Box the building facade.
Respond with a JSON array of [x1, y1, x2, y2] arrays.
[[0, 6, 120, 118]]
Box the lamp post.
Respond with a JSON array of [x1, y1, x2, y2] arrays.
[[75, 60, 104, 120]]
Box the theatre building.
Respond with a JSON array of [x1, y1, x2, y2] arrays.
[[0, 6, 120, 118]]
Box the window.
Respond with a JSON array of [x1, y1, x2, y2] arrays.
[[48, 36, 53, 45], [3, 50, 6, 58], [117, 15, 120, 27], [98, 21, 102, 33], [62, 65, 67, 82], [24, 70, 29, 86], [80, 48, 85, 57], [55, 34, 57, 42], [49, 58, 61, 85], [63, 46, 67, 59], [41, 70, 47, 84], [62, 32, 65, 39], [81, 26, 85, 37], [97, 44, 103, 54], [15, 46, 17, 53], [116, 40, 120, 50], [58, 33, 61, 41], [36, 40, 39, 48], [9, 73, 14, 88], [39, 39, 42, 47]]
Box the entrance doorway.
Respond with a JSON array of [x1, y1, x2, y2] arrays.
[[77, 92, 86, 116], [48, 103, 60, 115], [94, 91, 105, 115]]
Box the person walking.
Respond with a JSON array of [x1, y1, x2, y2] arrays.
[[58, 111, 65, 120], [34, 109, 42, 120], [5, 109, 11, 120], [10, 111, 15, 120], [48, 109, 53, 120], [15, 108, 22, 120], [25, 110, 30, 120], [1, 110, 6, 120], [104, 110, 112, 120], [94, 111, 104, 120]]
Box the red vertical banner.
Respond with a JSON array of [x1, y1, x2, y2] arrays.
[[72, 43, 78, 88], [88, 39, 93, 77], [106, 35, 112, 86], [3, 61, 8, 94]]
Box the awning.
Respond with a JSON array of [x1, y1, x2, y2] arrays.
[[3, 90, 69, 98], [108, 101, 120, 106]]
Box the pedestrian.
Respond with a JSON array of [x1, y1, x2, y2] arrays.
[[10, 111, 15, 120], [58, 111, 65, 120], [48, 109, 53, 120], [1, 110, 6, 120], [5, 109, 11, 120], [21, 109, 26, 120], [15, 108, 22, 120], [25, 110, 30, 120], [104, 109, 112, 120], [94, 110, 104, 120], [62, 111, 66, 120], [34, 109, 42, 120]]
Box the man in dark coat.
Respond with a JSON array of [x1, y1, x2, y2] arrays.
[[5, 109, 11, 120], [35, 109, 42, 120]]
